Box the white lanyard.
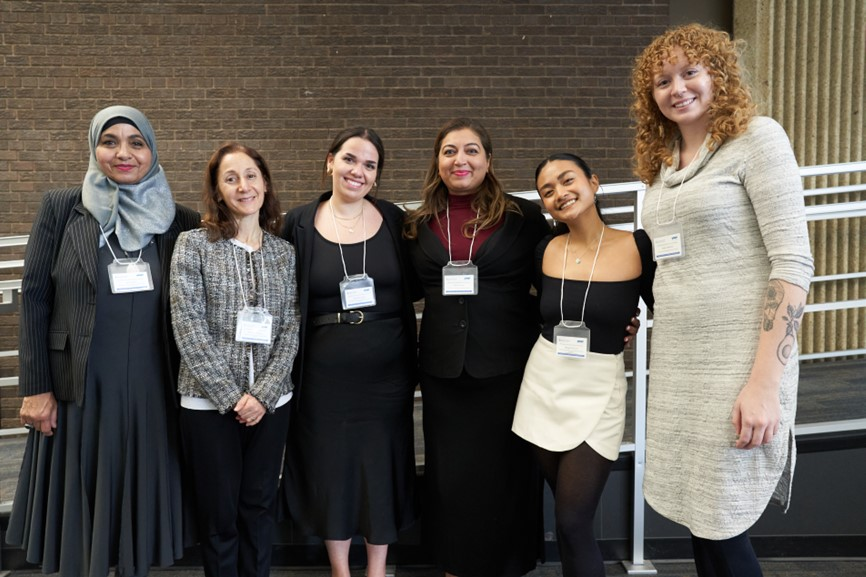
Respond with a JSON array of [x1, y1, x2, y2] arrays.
[[559, 226, 605, 325], [655, 170, 688, 226], [231, 239, 268, 311], [100, 228, 153, 293], [329, 198, 367, 277], [232, 237, 271, 379], [655, 144, 701, 226], [445, 200, 480, 264], [100, 227, 142, 264]]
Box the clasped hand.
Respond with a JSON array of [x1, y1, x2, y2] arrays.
[[234, 393, 265, 427]]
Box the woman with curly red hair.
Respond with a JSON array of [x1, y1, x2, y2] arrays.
[[632, 24, 813, 576]]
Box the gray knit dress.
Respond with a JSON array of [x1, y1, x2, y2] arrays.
[[641, 116, 814, 539]]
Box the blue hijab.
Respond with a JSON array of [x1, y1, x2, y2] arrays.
[[82, 105, 176, 251]]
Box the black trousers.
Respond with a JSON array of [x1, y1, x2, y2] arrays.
[[181, 403, 291, 577]]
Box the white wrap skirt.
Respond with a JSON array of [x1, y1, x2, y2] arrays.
[[512, 336, 626, 460]]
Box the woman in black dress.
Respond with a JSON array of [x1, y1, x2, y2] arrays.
[[7, 105, 199, 577], [281, 127, 418, 577], [403, 118, 550, 577]]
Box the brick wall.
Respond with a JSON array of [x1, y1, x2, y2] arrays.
[[0, 0, 669, 427]]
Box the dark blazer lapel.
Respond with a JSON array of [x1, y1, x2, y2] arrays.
[[156, 216, 183, 307], [67, 204, 99, 289], [417, 222, 449, 266], [473, 208, 523, 263], [292, 196, 323, 325]]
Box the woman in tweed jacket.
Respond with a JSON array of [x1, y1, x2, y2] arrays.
[[170, 143, 299, 577]]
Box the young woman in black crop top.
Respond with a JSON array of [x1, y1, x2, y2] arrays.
[[512, 153, 655, 577]]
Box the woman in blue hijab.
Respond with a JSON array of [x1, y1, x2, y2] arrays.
[[6, 105, 200, 577]]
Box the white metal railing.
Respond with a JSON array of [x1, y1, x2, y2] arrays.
[[0, 162, 863, 572]]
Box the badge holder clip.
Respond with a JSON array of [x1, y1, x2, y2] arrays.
[[340, 273, 376, 309], [442, 260, 478, 296], [108, 258, 154, 294], [652, 222, 685, 261], [553, 320, 591, 359]]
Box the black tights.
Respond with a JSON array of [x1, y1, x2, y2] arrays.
[[691, 531, 763, 577], [534, 442, 613, 577]]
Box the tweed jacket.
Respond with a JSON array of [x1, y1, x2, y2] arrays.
[[18, 186, 201, 406], [408, 195, 550, 379], [280, 191, 420, 396], [170, 228, 300, 413]]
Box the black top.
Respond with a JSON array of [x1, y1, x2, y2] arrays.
[[537, 229, 655, 354], [309, 226, 402, 314], [281, 192, 420, 394]]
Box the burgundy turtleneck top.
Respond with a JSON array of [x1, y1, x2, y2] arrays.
[[429, 193, 502, 261]]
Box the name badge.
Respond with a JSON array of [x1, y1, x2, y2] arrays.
[[107, 259, 154, 293], [553, 321, 590, 359], [652, 222, 685, 261], [340, 274, 376, 309], [442, 261, 478, 296], [235, 306, 273, 344]]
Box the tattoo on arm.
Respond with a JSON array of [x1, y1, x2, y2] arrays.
[[762, 280, 785, 332], [776, 302, 805, 364]]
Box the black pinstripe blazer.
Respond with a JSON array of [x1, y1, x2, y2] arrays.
[[17, 186, 200, 406]]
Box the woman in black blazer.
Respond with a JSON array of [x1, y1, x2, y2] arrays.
[[404, 118, 550, 577], [7, 106, 200, 577], [280, 127, 418, 577]]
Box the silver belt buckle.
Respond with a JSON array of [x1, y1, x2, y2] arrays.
[[347, 310, 364, 325]]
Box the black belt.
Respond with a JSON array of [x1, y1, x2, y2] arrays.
[[310, 310, 400, 326]]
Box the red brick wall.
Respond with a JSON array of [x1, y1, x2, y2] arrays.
[[0, 0, 669, 426]]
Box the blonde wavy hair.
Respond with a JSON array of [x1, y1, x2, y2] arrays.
[[631, 23, 757, 184], [403, 118, 520, 240]]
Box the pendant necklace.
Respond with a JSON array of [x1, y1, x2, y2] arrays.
[[332, 206, 364, 233], [572, 227, 602, 264]]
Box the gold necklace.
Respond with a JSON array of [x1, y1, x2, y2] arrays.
[[334, 216, 362, 233], [570, 227, 602, 264], [331, 204, 364, 233], [333, 211, 363, 222]]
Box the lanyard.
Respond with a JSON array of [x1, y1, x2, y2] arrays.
[[445, 200, 480, 264], [231, 237, 268, 311], [655, 170, 688, 226], [329, 198, 368, 277], [100, 227, 142, 263], [655, 144, 700, 226], [559, 225, 605, 325]]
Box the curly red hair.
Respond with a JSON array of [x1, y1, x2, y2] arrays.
[[631, 23, 756, 184]]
